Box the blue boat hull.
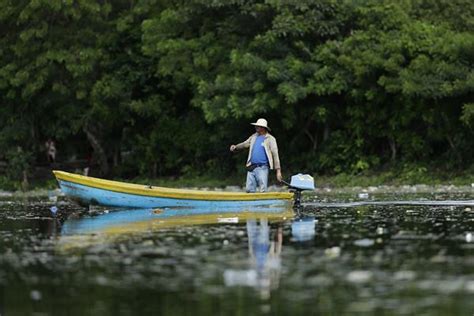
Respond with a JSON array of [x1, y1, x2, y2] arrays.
[[58, 179, 292, 209]]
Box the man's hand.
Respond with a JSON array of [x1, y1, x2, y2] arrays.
[[276, 169, 283, 182], [229, 144, 236, 152]]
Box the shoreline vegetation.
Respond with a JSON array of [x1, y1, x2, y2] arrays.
[[2, 166, 473, 197], [0, 1, 473, 195]]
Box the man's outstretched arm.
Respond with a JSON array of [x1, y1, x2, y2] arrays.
[[230, 136, 252, 152]]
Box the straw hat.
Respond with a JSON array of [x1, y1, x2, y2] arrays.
[[250, 118, 271, 131]]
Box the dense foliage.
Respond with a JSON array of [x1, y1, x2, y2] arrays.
[[0, 0, 472, 183]]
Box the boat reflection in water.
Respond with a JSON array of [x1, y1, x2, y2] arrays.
[[60, 205, 294, 236], [58, 205, 316, 299], [58, 205, 295, 250], [223, 215, 317, 299]]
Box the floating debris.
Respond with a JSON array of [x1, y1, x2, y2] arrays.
[[346, 271, 373, 283], [30, 290, 42, 301], [324, 247, 341, 258], [1, 193, 473, 314], [217, 217, 239, 223], [376, 227, 386, 235], [393, 270, 416, 281], [358, 193, 369, 199], [466, 233, 473, 243], [50, 206, 58, 215], [354, 239, 375, 247]]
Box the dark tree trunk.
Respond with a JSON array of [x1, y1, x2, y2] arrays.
[[323, 123, 330, 142], [83, 123, 109, 176], [389, 138, 397, 161], [21, 170, 29, 192], [304, 128, 318, 152], [446, 134, 462, 162]]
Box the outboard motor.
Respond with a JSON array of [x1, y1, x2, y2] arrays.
[[283, 174, 315, 209]]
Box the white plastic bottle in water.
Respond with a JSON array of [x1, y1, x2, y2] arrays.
[[50, 206, 58, 215]]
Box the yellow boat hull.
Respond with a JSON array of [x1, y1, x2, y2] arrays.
[[53, 171, 294, 209]]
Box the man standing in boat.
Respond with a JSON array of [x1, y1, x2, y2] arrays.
[[230, 118, 283, 193]]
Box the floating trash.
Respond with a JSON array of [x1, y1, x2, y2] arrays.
[[30, 290, 42, 301], [358, 193, 369, 199], [466, 233, 473, 243], [393, 270, 416, 281], [354, 238, 375, 247], [376, 227, 386, 235], [346, 270, 373, 283], [1, 194, 474, 314], [466, 281, 474, 293], [217, 217, 239, 223], [50, 206, 58, 215], [324, 246, 341, 258]]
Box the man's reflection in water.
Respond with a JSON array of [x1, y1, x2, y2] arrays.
[[246, 218, 282, 299], [223, 218, 283, 299], [224, 216, 317, 299]]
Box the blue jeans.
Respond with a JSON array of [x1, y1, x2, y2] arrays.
[[246, 165, 269, 193]]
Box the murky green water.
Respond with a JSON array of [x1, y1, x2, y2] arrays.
[[0, 193, 473, 315]]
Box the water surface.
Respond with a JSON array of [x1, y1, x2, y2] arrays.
[[0, 193, 473, 315]]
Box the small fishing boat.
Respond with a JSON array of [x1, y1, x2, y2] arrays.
[[53, 171, 314, 209]]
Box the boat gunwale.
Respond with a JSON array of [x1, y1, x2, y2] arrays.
[[53, 170, 294, 201]]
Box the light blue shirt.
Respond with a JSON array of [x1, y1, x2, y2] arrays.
[[250, 135, 268, 165]]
